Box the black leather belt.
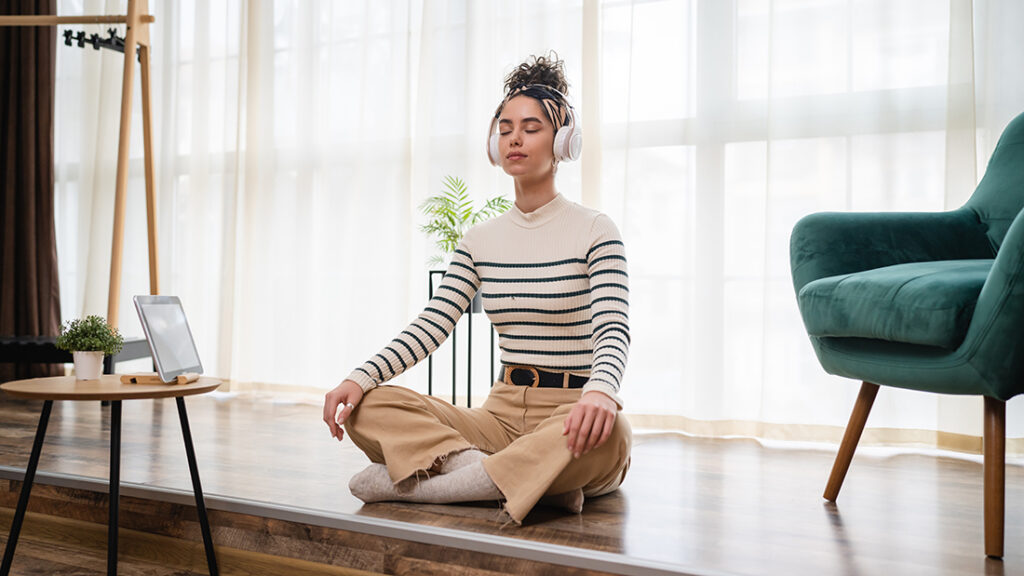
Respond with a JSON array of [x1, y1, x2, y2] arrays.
[[503, 364, 587, 389]]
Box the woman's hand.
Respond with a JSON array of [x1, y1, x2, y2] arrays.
[[323, 379, 365, 441], [563, 391, 618, 459]]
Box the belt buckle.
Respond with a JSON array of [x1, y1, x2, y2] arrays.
[[505, 365, 540, 387]]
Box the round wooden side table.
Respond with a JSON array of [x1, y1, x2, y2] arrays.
[[0, 375, 221, 576]]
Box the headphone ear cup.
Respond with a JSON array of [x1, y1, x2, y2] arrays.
[[553, 110, 582, 162], [488, 134, 501, 166], [553, 127, 570, 162], [566, 130, 582, 161]]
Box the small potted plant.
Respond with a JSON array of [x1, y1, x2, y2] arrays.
[[420, 175, 511, 312], [55, 315, 124, 380]]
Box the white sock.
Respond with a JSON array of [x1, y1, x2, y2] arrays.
[[439, 448, 487, 474], [349, 461, 502, 504]]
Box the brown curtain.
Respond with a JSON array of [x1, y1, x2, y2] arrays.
[[0, 0, 63, 382]]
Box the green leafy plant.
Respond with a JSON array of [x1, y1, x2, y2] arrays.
[[55, 315, 124, 356], [419, 175, 512, 267]]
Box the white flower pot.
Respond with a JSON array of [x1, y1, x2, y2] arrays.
[[73, 351, 104, 380]]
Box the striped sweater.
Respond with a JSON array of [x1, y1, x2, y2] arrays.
[[345, 193, 630, 407]]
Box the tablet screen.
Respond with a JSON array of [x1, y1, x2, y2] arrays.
[[134, 296, 203, 382]]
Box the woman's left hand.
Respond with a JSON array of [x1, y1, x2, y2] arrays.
[[563, 391, 618, 459]]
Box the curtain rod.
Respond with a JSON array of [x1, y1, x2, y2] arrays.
[[0, 15, 155, 26]]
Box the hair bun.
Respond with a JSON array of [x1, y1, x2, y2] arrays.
[[504, 52, 568, 96]]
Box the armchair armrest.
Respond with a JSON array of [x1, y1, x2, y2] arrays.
[[963, 206, 1024, 399], [790, 208, 993, 292]]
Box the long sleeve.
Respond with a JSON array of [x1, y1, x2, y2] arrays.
[[345, 246, 480, 392], [582, 214, 630, 407]]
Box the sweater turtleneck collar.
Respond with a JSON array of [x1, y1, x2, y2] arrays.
[[507, 193, 569, 229]]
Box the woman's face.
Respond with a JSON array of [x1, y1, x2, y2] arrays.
[[496, 95, 556, 181]]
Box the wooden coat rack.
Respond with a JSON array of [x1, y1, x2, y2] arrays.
[[0, 0, 158, 330]]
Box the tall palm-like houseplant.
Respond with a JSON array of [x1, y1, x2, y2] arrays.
[[420, 175, 511, 312]]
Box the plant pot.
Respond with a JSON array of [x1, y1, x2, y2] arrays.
[[73, 350, 104, 381]]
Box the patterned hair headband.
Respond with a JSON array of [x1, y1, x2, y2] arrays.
[[494, 83, 570, 130]]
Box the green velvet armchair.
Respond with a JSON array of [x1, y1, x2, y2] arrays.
[[790, 111, 1024, 558]]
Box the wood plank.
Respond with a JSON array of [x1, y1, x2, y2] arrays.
[[0, 508, 380, 576], [0, 392, 1021, 575]]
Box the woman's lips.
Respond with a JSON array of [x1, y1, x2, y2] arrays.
[[507, 153, 526, 160]]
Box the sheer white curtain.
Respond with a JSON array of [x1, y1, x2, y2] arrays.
[[54, 0, 1024, 450], [54, 0, 586, 397], [601, 0, 1024, 450]]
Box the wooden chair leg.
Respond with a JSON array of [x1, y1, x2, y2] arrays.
[[824, 382, 880, 501], [983, 396, 1005, 559]]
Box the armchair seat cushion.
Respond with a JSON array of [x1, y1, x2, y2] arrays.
[[797, 259, 993, 349]]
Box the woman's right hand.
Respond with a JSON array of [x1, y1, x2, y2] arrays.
[[323, 379, 365, 441]]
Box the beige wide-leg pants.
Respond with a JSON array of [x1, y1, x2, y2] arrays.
[[343, 381, 632, 523]]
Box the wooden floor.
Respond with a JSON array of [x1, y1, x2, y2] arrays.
[[0, 392, 1021, 575]]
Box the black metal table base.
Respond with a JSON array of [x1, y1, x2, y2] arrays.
[[1, 399, 219, 576]]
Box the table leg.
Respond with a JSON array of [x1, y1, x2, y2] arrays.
[[1, 400, 52, 576], [176, 397, 219, 575], [108, 400, 122, 576]]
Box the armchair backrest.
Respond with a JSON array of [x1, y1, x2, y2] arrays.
[[964, 111, 1024, 252]]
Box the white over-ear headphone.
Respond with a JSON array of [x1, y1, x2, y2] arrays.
[[487, 87, 583, 167]]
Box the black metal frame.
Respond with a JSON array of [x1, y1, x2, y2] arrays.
[[0, 397, 219, 576], [426, 270, 496, 407]]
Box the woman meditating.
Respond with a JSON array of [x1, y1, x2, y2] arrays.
[[322, 53, 631, 524]]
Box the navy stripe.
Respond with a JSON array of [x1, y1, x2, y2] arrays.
[[592, 282, 629, 293], [476, 258, 586, 268], [528, 363, 593, 371], [454, 248, 472, 260], [375, 353, 395, 375], [594, 355, 625, 373], [596, 348, 627, 363], [597, 347, 629, 367], [586, 240, 624, 259], [450, 261, 479, 278], [593, 352, 622, 368], [594, 325, 631, 343], [589, 376, 620, 389], [593, 296, 629, 306], [597, 320, 630, 331], [596, 335, 630, 350], [355, 367, 374, 381], [483, 289, 590, 299], [384, 346, 408, 371], [501, 333, 591, 341], [489, 305, 591, 315], [366, 359, 384, 381], [590, 269, 628, 278], [491, 319, 592, 328], [593, 309, 628, 319], [500, 347, 593, 356], [433, 295, 463, 311], [420, 316, 452, 338], [588, 254, 627, 267], [401, 330, 429, 357], [592, 368, 622, 383], [439, 284, 471, 303], [424, 306, 456, 325], [391, 340, 416, 367], [594, 367, 623, 383], [444, 273, 477, 288], [410, 322, 440, 347], [481, 274, 588, 283], [595, 328, 631, 346]]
